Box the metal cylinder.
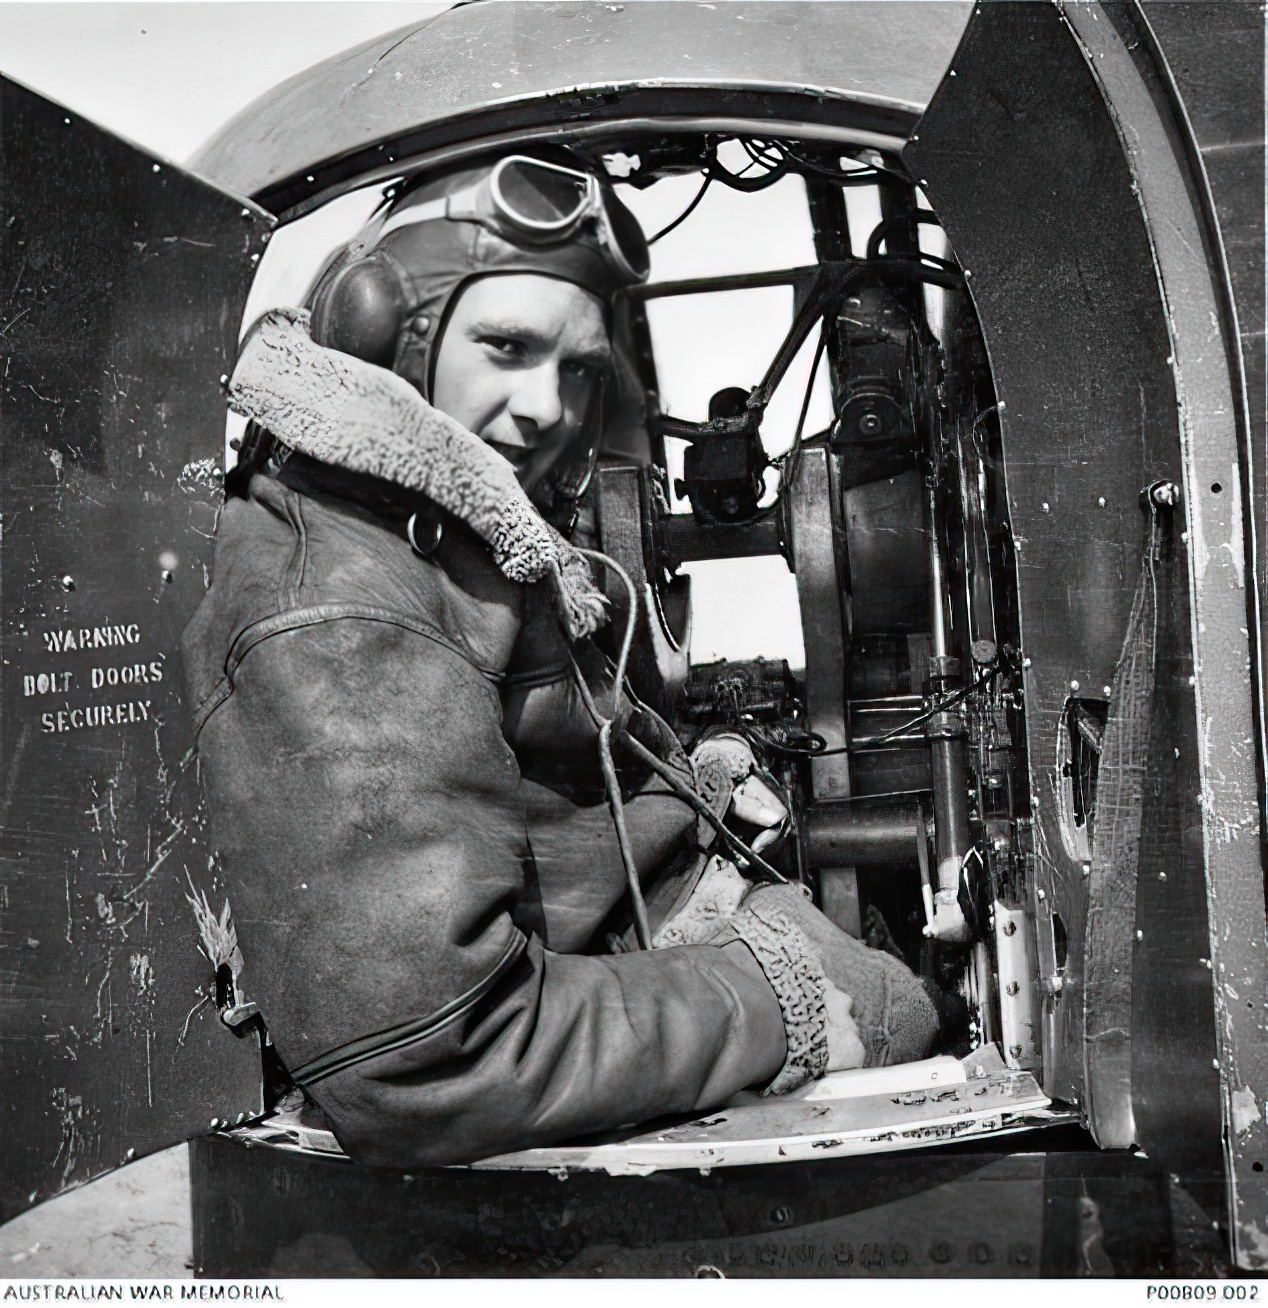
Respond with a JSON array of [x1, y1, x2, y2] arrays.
[[930, 732, 971, 893], [804, 794, 927, 869]]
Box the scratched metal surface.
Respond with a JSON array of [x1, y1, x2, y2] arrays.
[[1063, 1, 1268, 1267], [0, 79, 270, 1221], [191, 1133, 1187, 1276], [186, 0, 973, 216], [1141, 1, 1266, 640], [905, 1, 1187, 1128]]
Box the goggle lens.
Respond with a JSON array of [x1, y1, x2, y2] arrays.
[[602, 187, 651, 281], [497, 159, 590, 229]]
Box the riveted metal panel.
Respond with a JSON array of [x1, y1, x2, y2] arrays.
[[187, 1, 972, 215], [1062, 0, 1268, 1268], [905, 0, 1190, 1136], [0, 77, 271, 1220]]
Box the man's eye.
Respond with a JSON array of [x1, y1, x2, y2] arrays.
[[481, 336, 523, 359]]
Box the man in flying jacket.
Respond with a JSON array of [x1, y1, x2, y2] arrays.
[[182, 151, 939, 1168]]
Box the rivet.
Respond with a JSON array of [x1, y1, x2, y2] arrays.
[[1008, 1044, 1023, 1059], [411, 313, 432, 335], [219, 374, 229, 387], [61, 575, 75, 591], [1103, 685, 1112, 697], [1081, 861, 1091, 877], [1036, 888, 1046, 901], [1136, 930, 1144, 941], [1022, 656, 1032, 670], [152, 164, 161, 173], [210, 1117, 220, 1129], [1002, 921, 1017, 936], [1041, 501, 1050, 512], [1097, 497, 1106, 507], [1070, 679, 1080, 691], [1159, 871, 1167, 881], [1005, 981, 1019, 996], [1188, 675, 1197, 687], [161, 570, 173, 584]]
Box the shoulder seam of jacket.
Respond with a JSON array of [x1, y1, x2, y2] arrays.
[[190, 601, 505, 738], [289, 932, 529, 1087]]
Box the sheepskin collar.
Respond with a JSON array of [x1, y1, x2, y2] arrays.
[[227, 308, 607, 639]]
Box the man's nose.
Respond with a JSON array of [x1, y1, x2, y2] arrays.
[[508, 363, 563, 440]]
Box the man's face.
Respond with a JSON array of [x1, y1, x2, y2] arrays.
[[431, 273, 611, 493]]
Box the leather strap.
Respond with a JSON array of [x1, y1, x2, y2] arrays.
[[274, 450, 450, 555]]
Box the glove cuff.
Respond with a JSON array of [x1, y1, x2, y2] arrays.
[[725, 898, 829, 1095]]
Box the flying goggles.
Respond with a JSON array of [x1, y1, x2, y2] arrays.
[[378, 155, 650, 287]]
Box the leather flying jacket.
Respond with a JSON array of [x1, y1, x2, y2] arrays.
[[181, 455, 807, 1168]]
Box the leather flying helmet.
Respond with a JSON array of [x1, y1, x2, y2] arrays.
[[308, 152, 650, 402]]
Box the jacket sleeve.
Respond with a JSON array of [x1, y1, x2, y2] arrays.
[[193, 615, 793, 1167], [520, 760, 697, 953]]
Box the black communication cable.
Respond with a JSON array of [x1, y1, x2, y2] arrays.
[[648, 169, 715, 245]]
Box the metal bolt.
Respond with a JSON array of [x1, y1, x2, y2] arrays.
[[1022, 657, 1032, 670], [1002, 920, 1016, 936], [1041, 501, 1050, 513], [1070, 680, 1080, 691], [1097, 497, 1106, 507], [1005, 981, 1020, 996], [1136, 930, 1144, 941], [1103, 685, 1112, 697], [1159, 871, 1167, 881], [161, 570, 173, 584], [1081, 861, 1091, 877], [1152, 482, 1181, 507], [60, 575, 75, 592], [1008, 1044, 1023, 1060], [1036, 888, 1046, 901]]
